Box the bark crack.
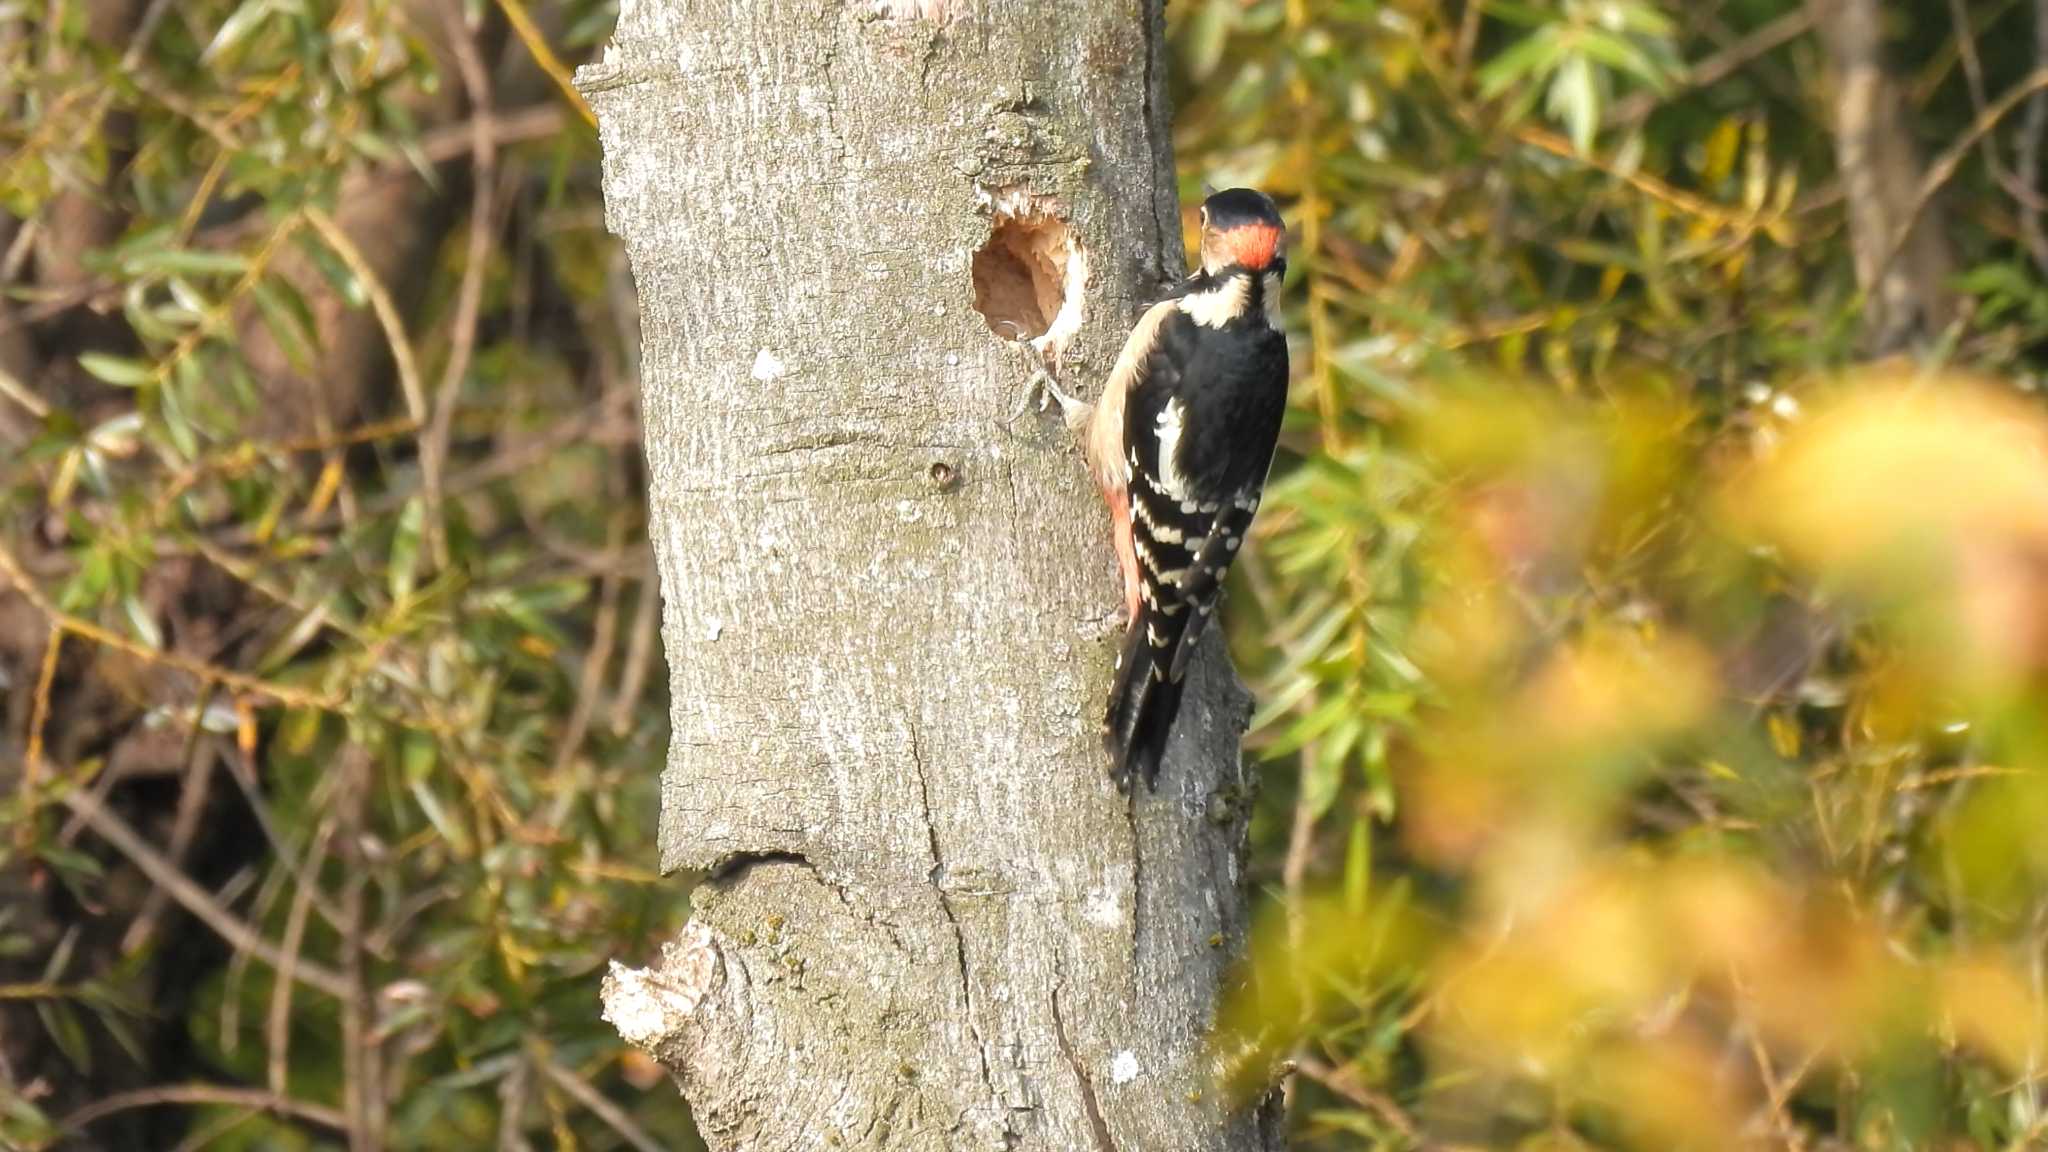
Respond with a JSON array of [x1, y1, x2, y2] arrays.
[[1139, 0, 1175, 288], [908, 727, 1005, 1114], [1053, 980, 1118, 1152], [703, 847, 855, 909]]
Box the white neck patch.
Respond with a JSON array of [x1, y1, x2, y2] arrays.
[[1180, 274, 1253, 329]]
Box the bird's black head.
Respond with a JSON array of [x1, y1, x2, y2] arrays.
[[1197, 187, 1285, 277]]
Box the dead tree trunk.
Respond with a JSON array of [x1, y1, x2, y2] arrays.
[[576, 1, 1278, 1149]]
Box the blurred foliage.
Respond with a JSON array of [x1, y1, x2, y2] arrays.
[[1177, 0, 2048, 1148], [11, 0, 2048, 1150], [1, 0, 689, 1147]]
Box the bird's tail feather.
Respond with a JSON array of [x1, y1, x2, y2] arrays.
[[1104, 610, 1185, 791]]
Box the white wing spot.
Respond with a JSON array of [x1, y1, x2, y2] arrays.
[[1155, 399, 1189, 497], [1225, 536, 1241, 551], [751, 349, 788, 381]]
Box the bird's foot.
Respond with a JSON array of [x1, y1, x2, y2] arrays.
[[999, 338, 1087, 429]]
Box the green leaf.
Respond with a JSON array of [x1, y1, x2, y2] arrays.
[[1343, 816, 1371, 915], [1292, 714, 1354, 820], [40, 927, 75, 983], [35, 844, 105, 884], [35, 1001, 91, 1074], [132, 248, 250, 278], [77, 353, 154, 388], [202, 0, 277, 63], [251, 280, 315, 374], [158, 369, 199, 460], [389, 496, 425, 603], [1305, 718, 1363, 821], [123, 596, 163, 650], [1547, 53, 1600, 154], [1577, 28, 1673, 91], [1477, 29, 1559, 100], [1184, 0, 1235, 82]]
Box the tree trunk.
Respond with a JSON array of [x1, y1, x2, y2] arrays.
[[576, 2, 1279, 1148], [1810, 0, 1955, 353]]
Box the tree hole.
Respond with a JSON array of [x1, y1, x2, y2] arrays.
[[971, 195, 1086, 358]]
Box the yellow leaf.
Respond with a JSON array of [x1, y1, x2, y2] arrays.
[[1701, 117, 1742, 186]]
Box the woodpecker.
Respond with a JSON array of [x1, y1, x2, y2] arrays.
[[1035, 188, 1289, 790]]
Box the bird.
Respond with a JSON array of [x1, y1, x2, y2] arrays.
[[1029, 187, 1290, 790]]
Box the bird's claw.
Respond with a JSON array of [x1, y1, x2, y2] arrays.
[[1000, 337, 1079, 427], [1004, 366, 1059, 426]]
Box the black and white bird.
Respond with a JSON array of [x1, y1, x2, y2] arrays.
[[1036, 187, 1290, 790]]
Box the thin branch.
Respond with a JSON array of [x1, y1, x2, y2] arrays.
[[548, 515, 627, 825], [1611, 9, 1817, 125], [0, 541, 346, 713], [154, 414, 422, 520], [409, 104, 570, 167], [269, 814, 333, 1096], [167, 1109, 260, 1152], [338, 744, 386, 1152], [19, 626, 60, 846], [1512, 124, 1761, 232], [59, 1084, 348, 1135], [218, 387, 640, 549], [498, 1059, 534, 1152], [120, 727, 218, 953], [221, 737, 352, 932], [1294, 1055, 1426, 1145], [534, 1050, 668, 1152], [493, 0, 596, 128], [58, 788, 352, 999], [420, 3, 500, 572], [303, 205, 428, 428], [607, 549, 662, 736], [1874, 67, 2048, 289], [0, 359, 50, 420]]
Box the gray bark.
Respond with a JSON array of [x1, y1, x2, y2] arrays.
[[1810, 0, 1955, 353], [577, 1, 1278, 1149]]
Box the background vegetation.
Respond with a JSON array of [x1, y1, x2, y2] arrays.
[[1186, 1, 2048, 1148], [5, 0, 2048, 1149]]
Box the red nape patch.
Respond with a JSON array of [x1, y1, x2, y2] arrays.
[[1227, 224, 1281, 271]]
